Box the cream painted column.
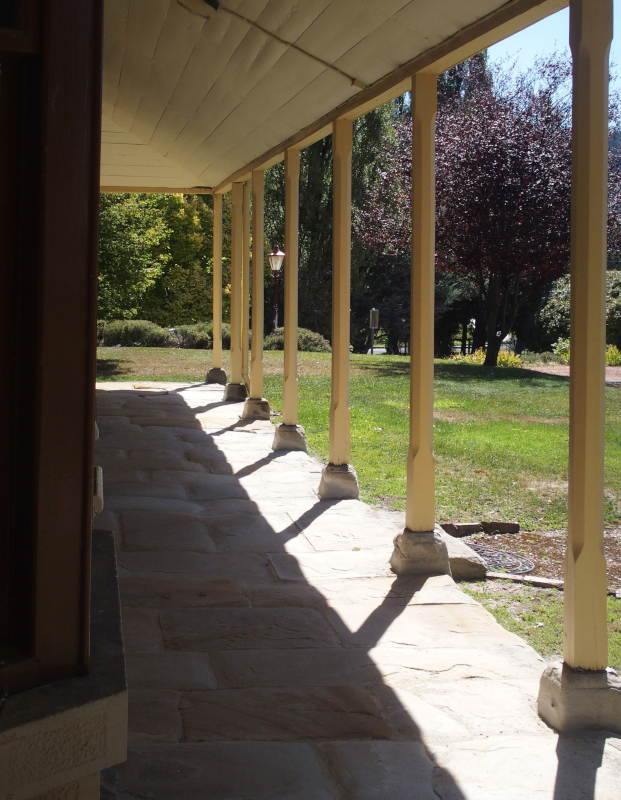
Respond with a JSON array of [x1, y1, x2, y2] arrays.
[[224, 183, 247, 401], [273, 148, 307, 451], [243, 170, 271, 419], [207, 193, 227, 385], [538, 0, 621, 736], [390, 73, 449, 576], [565, 0, 610, 673], [242, 180, 251, 390], [319, 118, 359, 499]]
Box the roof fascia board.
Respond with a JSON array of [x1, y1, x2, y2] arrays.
[[99, 186, 213, 194], [213, 0, 567, 193]]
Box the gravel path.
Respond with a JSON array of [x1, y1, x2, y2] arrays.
[[526, 363, 621, 385]]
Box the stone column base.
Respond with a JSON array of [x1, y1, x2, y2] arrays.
[[223, 382, 248, 402], [538, 661, 621, 734], [318, 463, 359, 500], [206, 367, 227, 385], [242, 397, 271, 420], [272, 423, 307, 452], [390, 524, 451, 577]]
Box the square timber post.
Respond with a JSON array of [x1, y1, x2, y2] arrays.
[[538, 0, 621, 735], [390, 72, 450, 577]]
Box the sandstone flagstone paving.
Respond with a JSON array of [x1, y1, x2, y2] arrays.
[[180, 686, 396, 741], [95, 382, 621, 800]]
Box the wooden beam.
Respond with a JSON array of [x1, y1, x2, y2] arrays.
[[99, 185, 212, 194]]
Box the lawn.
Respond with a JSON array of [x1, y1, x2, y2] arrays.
[[97, 347, 621, 531], [96, 345, 621, 668]]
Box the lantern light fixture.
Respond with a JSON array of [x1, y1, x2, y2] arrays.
[[268, 244, 285, 277]]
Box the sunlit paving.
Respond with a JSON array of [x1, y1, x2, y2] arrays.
[[94, 383, 621, 799]]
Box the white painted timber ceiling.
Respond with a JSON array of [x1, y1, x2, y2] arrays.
[[101, 0, 517, 191]]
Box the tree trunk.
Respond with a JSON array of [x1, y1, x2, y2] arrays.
[[484, 304, 502, 366], [484, 335, 502, 366]]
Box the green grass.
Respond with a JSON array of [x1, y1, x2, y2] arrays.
[[462, 583, 621, 671], [96, 347, 621, 530]]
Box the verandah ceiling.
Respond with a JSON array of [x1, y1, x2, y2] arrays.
[[100, 0, 546, 191]]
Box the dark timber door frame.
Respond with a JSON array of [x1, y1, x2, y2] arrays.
[[0, 0, 103, 694]]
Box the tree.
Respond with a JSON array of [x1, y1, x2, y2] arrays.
[[98, 193, 232, 325], [436, 57, 577, 365], [356, 55, 621, 365], [264, 107, 392, 344], [139, 194, 214, 326], [537, 271, 621, 348], [98, 193, 171, 319], [437, 51, 492, 106]]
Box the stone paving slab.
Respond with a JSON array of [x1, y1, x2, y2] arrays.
[[205, 512, 316, 553], [368, 643, 545, 683], [320, 741, 439, 800], [95, 383, 621, 799], [106, 496, 206, 515], [325, 602, 524, 649], [269, 549, 394, 580], [387, 680, 546, 739], [180, 686, 397, 741], [242, 575, 479, 608], [117, 742, 337, 800], [432, 734, 621, 800], [118, 551, 273, 581], [160, 607, 339, 651], [126, 652, 216, 691], [210, 648, 388, 689], [104, 480, 187, 500], [120, 577, 250, 608], [319, 575, 480, 606], [128, 689, 183, 743], [120, 608, 165, 655], [119, 509, 217, 553]]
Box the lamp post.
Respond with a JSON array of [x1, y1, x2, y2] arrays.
[[268, 244, 285, 331]]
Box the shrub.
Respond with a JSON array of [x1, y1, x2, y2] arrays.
[[520, 351, 565, 365], [552, 337, 570, 365], [174, 323, 212, 349], [450, 348, 486, 364], [538, 271, 621, 348], [450, 348, 523, 367], [220, 323, 231, 350], [202, 322, 232, 350], [264, 327, 331, 352], [496, 350, 524, 368], [99, 319, 174, 347], [607, 344, 621, 366]]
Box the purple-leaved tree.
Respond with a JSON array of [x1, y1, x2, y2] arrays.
[[356, 56, 621, 365]]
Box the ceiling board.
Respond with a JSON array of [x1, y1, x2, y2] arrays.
[[192, 49, 328, 177], [102, 0, 130, 118], [130, 2, 206, 143], [111, 0, 170, 132], [293, 0, 411, 70], [169, 28, 289, 166], [101, 115, 205, 189], [101, 0, 562, 191]]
